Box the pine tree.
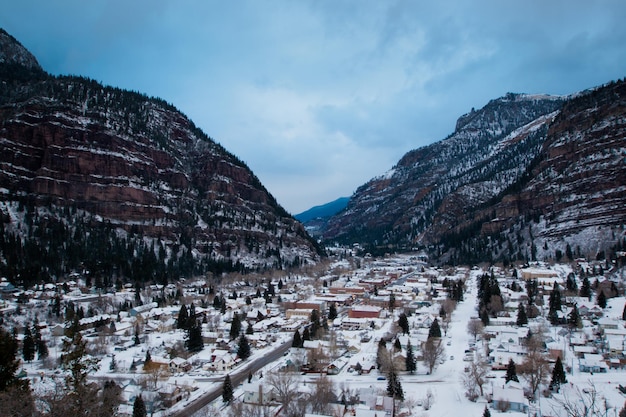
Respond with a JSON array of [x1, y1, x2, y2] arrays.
[[177, 304, 189, 329], [505, 358, 518, 382], [0, 327, 21, 390], [394, 338, 402, 352], [516, 303, 528, 326], [398, 313, 410, 335], [568, 304, 582, 329], [22, 326, 35, 362], [328, 302, 338, 321], [483, 405, 491, 417], [389, 291, 396, 312], [246, 323, 254, 335], [237, 335, 251, 360], [550, 356, 567, 391], [302, 327, 311, 341], [187, 321, 204, 352], [405, 340, 416, 374], [597, 291, 607, 309], [37, 338, 49, 360], [60, 330, 99, 392], [133, 394, 147, 417], [222, 374, 233, 403], [619, 401, 626, 417], [229, 314, 242, 339], [580, 277, 591, 299], [622, 304, 626, 321], [292, 330, 302, 348], [428, 319, 441, 339], [310, 309, 320, 339]]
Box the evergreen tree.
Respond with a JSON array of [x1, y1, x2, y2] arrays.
[[405, 340, 416, 374], [22, 326, 35, 362], [37, 338, 49, 360], [222, 374, 233, 403], [246, 323, 254, 335], [177, 304, 189, 329], [302, 327, 311, 341], [60, 330, 99, 392], [516, 303, 528, 326], [483, 405, 491, 417], [394, 338, 402, 352], [568, 304, 582, 329], [229, 314, 242, 339], [549, 356, 567, 392], [0, 327, 21, 390], [292, 329, 302, 348], [566, 273, 577, 292], [212, 294, 221, 310], [428, 319, 441, 339], [310, 309, 320, 339], [237, 335, 251, 360], [133, 394, 147, 417], [386, 369, 404, 401], [619, 401, 626, 417], [580, 277, 591, 299], [505, 358, 518, 383], [186, 321, 204, 352], [597, 291, 607, 309], [622, 304, 626, 321], [398, 313, 410, 335], [328, 302, 338, 321], [389, 291, 396, 312], [386, 369, 397, 398]]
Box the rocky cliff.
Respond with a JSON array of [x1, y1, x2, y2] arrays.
[[323, 82, 626, 263], [0, 29, 322, 286]]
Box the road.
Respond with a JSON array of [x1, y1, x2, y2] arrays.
[[168, 339, 292, 417]]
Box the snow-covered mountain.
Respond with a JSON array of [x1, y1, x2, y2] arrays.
[[323, 83, 626, 264], [0, 29, 322, 287]]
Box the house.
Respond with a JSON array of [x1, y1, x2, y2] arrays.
[[169, 357, 191, 373], [158, 384, 184, 408], [243, 381, 276, 404], [578, 353, 608, 373], [492, 381, 529, 413], [348, 305, 382, 319]]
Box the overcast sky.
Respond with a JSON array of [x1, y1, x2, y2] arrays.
[[3, 1, 625, 214]]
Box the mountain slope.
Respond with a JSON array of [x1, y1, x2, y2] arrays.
[[0, 29, 322, 287], [323, 82, 626, 263]]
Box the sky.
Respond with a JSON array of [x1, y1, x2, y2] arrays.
[[2, 1, 626, 214]]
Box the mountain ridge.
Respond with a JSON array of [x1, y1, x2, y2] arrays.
[[322, 83, 626, 264], [0, 29, 323, 287]]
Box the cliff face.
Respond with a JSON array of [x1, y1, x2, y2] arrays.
[[0, 31, 321, 285], [323, 82, 626, 262]]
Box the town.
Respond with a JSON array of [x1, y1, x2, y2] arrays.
[[1, 250, 626, 417]]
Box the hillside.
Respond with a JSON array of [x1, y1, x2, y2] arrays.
[[0, 29, 322, 287], [323, 83, 626, 264]]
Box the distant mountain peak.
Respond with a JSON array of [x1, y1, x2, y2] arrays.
[[0, 28, 41, 70], [323, 81, 626, 263]]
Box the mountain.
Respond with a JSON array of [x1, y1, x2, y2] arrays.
[[0, 29, 322, 287], [323, 82, 626, 264], [294, 197, 349, 236]]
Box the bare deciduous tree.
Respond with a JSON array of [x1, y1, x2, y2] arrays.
[[308, 374, 336, 415], [467, 318, 484, 341], [462, 355, 490, 401], [422, 338, 445, 374], [551, 382, 616, 417], [518, 349, 550, 400], [266, 370, 300, 416]]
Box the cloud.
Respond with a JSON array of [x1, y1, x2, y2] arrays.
[[2, 0, 626, 213]]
